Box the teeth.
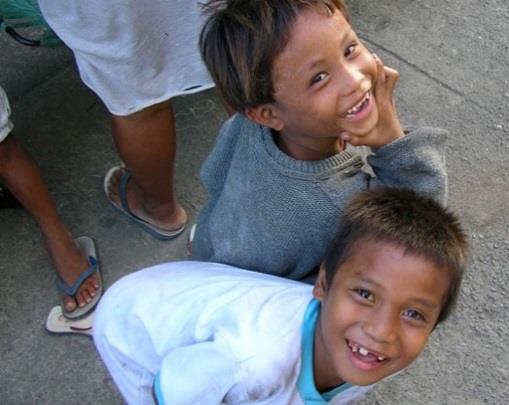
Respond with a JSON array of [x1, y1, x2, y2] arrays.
[[346, 93, 368, 115], [350, 341, 386, 360], [359, 347, 369, 356], [346, 102, 362, 115]]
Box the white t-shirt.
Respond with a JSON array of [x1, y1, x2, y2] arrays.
[[93, 261, 372, 404], [38, 0, 214, 116]]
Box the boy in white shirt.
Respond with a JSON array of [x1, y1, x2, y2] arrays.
[[93, 188, 469, 404]]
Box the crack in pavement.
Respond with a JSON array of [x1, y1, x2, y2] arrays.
[[360, 35, 489, 114]]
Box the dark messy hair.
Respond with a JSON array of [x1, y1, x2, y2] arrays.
[[199, 0, 349, 112], [324, 188, 469, 324]]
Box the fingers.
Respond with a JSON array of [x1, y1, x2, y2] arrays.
[[340, 131, 351, 143], [384, 66, 399, 98], [372, 53, 399, 98], [373, 53, 385, 85], [340, 131, 367, 147]]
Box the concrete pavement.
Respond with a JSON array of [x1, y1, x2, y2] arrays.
[[1, 0, 508, 403]]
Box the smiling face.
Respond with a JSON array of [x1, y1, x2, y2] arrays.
[[312, 239, 450, 390], [265, 7, 378, 159]]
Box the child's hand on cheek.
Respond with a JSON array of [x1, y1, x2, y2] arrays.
[[341, 54, 405, 148]]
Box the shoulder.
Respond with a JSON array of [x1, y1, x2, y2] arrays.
[[212, 113, 262, 154], [221, 295, 307, 403], [220, 113, 259, 136]]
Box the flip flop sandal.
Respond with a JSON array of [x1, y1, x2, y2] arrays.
[[103, 165, 186, 240], [56, 236, 103, 319], [45, 306, 93, 337]]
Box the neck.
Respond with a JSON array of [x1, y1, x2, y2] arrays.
[[275, 132, 344, 161], [313, 318, 345, 392]]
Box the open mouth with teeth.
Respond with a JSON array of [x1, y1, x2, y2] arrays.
[[347, 339, 389, 370], [344, 92, 371, 118]]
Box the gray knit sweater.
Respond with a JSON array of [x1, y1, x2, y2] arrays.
[[192, 114, 447, 281]]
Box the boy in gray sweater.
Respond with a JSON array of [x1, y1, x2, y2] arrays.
[[192, 0, 447, 281]]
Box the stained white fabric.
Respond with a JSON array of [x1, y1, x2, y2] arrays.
[[93, 261, 313, 404], [0, 86, 13, 142], [38, 0, 214, 115]]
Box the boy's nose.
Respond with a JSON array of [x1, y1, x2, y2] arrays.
[[339, 65, 364, 97], [362, 307, 398, 344]]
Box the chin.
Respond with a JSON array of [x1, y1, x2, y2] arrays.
[[339, 368, 388, 387], [344, 111, 379, 137]]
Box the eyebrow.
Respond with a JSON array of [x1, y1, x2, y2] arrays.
[[306, 58, 327, 72], [409, 298, 439, 310], [303, 26, 356, 72]]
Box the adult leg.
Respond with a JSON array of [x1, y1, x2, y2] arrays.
[[106, 100, 187, 232], [0, 136, 99, 311]]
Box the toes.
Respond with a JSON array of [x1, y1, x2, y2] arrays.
[[85, 277, 98, 297], [83, 273, 102, 303], [87, 272, 100, 290], [79, 276, 100, 305], [62, 294, 77, 312], [76, 288, 93, 307]]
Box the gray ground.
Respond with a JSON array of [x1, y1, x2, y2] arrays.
[[0, 0, 508, 404]]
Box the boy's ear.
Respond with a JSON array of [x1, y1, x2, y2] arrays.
[[312, 263, 328, 302], [245, 105, 284, 131]]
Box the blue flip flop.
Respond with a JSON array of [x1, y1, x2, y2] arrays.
[[103, 165, 186, 240], [56, 236, 103, 319]]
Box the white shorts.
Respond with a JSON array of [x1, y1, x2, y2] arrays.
[[38, 0, 214, 116], [0, 85, 13, 143]]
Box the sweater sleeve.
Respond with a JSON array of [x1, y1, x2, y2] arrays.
[[154, 341, 242, 405], [367, 127, 448, 204]]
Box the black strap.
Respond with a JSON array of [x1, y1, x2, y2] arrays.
[[0, 16, 41, 46]]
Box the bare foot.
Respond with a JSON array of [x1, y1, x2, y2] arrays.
[[105, 166, 187, 232], [43, 232, 100, 313]]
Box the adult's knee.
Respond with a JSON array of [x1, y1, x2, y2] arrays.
[[112, 100, 173, 124]]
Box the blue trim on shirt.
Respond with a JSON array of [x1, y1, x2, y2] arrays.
[[153, 373, 165, 405], [297, 299, 352, 404]]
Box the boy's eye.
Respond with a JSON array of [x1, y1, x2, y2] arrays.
[[354, 288, 374, 302], [311, 72, 327, 85], [403, 309, 425, 321], [344, 44, 357, 57]]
